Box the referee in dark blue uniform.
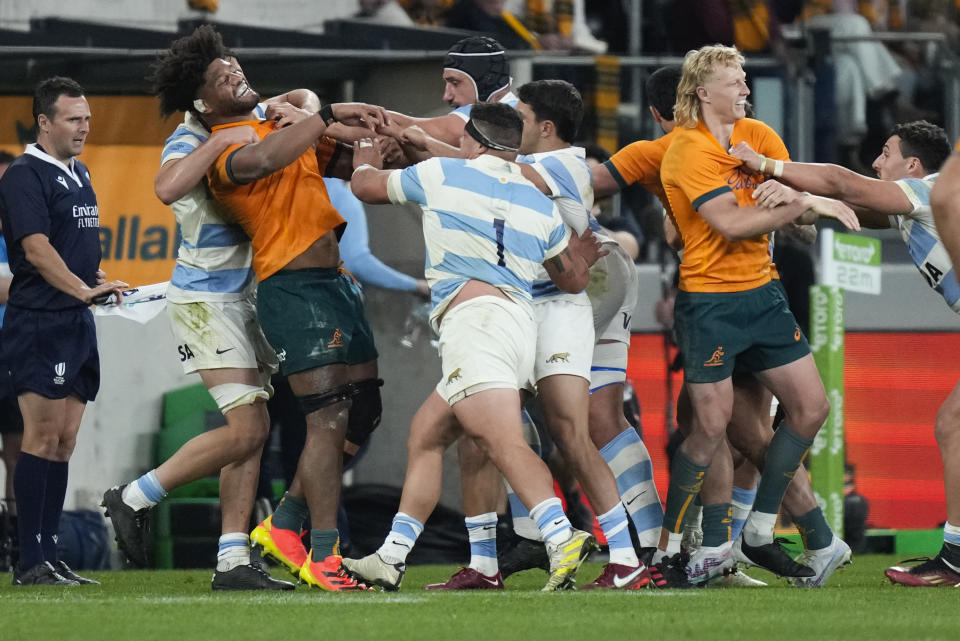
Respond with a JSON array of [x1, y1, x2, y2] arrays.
[[0, 77, 126, 586]]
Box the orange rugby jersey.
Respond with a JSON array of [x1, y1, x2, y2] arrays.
[[207, 120, 346, 281], [605, 128, 677, 214], [661, 118, 789, 293]]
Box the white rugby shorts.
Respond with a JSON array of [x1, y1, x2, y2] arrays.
[[590, 241, 639, 345], [590, 340, 628, 390], [167, 297, 279, 377], [435, 296, 536, 405], [531, 294, 594, 385]]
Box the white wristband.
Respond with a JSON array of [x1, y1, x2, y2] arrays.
[[352, 163, 375, 176], [773, 159, 784, 178]]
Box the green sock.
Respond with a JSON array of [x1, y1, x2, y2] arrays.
[[272, 492, 308, 532], [310, 529, 340, 561], [662, 450, 709, 533], [701, 503, 733, 548], [794, 507, 833, 550], [754, 424, 813, 514]]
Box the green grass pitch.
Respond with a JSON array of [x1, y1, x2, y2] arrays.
[[0, 555, 954, 641]]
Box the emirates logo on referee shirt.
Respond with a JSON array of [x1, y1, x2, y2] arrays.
[[53, 362, 66, 385]]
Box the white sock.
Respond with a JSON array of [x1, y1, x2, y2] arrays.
[[665, 531, 683, 556], [742, 510, 778, 546], [216, 532, 250, 572]]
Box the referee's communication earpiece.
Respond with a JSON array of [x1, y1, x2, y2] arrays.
[[193, 99, 208, 114]]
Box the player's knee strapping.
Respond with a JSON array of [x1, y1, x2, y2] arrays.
[[209, 383, 270, 413], [345, 378, 384, 447], [296, 383, 356, 418]]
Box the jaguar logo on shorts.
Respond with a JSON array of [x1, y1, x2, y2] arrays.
[[276, 348, 286, 362], [794, 327, 802, 341], [328, 328, 344, 349], [703, 346, 725, 368], [53, 361, 66, 385], [447, 368, 463, 384], [546, 352, 570, 363]]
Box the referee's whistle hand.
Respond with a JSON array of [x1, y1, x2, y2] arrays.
[[84, 279, 129, 305]]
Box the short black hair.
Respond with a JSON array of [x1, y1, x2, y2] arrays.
[[517, 80, 583, 143], [468, 102, 522, 150], [33, 76, 85, 124], [148, 24, 229, 117], [646, 65, 682, 121], [891, 120, 951, 174], [0, 150, 15, 165]]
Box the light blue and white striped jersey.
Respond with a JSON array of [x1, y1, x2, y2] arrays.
[[161, 105, 266, 303], [517, 146, 595, 301], [894, 173, 960, 313], [451, 91, 520, 122], [386, 154, 570, 331]]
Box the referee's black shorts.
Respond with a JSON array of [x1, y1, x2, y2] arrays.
[[1, 306, 100, 402]]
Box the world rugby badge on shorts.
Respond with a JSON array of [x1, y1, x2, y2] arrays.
[[54, 361, 66, 385]]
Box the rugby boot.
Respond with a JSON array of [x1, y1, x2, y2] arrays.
[[12, 561, 79, 586], [580, 562, 651, 590], [342, 552, 406, 591], [424, 567, 504, 590], [790, 536, 852, 587], [498, 533, 549, 578], [685, 540, 735, 585], [211, 563, 295, 591], [648, 552, 694, 589], [55, 561, 100, 585], [706, 566, 767, 588], [300, 552, 373, 591], [101, 485, 150, 568], [736, 536, 814, 578], [250, 515, 308, 577], [542, 529, 597, 591], [885, 555, 960, 587]]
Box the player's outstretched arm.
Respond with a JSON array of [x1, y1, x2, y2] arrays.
[[931, 153, 960, 269], [796, 194, 861, 231], [263, 88, 321, 113], [731, 141, 911, 217], [155, 125, 258, 204], [386, 111, 467, 147], [591, 162, 621, 199], [752, 179, 891, 229], [227, 114, 329, 183], [21, 233, 127, 304]]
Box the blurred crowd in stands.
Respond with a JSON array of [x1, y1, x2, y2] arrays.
[[349, 1, 960, 262]]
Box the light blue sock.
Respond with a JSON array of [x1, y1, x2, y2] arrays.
[[377, 512, 424, 564], [730, 485, 757, 541], [465, 512, 498, 576], [122, 469, 168, 510], [600, 427, 663, 547], [507, 408, 542, 540], [531, 497, 572, 546], [597, 503, 638, 566], [505, 479, 540, 540]]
